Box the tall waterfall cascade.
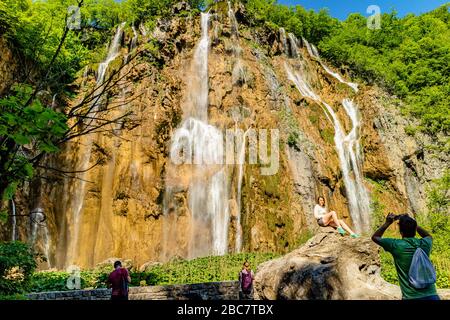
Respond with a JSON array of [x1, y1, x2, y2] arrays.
[[284, 34, 371, 233], [164, 13, 230, 259]]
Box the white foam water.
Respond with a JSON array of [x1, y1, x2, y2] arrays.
[[68, 22, 125, 265], [166, 13, 230, 258]]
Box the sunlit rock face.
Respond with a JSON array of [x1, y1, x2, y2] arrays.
[[4, 2, 447, 270], [253, 228, 402, 300]]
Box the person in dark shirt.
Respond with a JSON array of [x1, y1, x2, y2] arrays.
[[238, 261, 255, 300], [106, 260, 131, 300]]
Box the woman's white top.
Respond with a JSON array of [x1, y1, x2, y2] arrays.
[[314, 204, 327, 220]]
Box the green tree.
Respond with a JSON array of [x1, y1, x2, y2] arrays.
[[0, 241, 39, 296]]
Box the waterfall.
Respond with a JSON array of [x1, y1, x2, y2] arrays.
[[43, 224, 52, 268], [131, 26, 138, 51], [302, 37, 317, 59], [11, 199, 16, 241], [82, 66, 89, 87], [125, 25, 138, 64], [30, 208, 52, 268], [288, 33, 299, 58], [321, 62, 359, 92], [302, 37, 358, 92], [97, 22, 125, 85], [279, 28, 289, 56], [285, 63, 370, 233], [235, 129, 250, 252], [227, 3, 247, 251], [68, 22, 125, 265], [285, 63, 321, 102], [166, 13, 230, 258], [228, 1, 246, 86], [51, 94, 57, 109], [139, 23, 147, 37], [228, 1, 239, 37]]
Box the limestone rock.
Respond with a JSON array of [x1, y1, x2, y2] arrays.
[[254, 228, 401, 300], [96, 257, 134, 271], [139, 261, 163, 272]]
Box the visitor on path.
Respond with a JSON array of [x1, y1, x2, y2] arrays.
[[106, 260, 131, 301], [314, 196, 359, 238], [372, 213, 440, 300], [238, 261, 255, 300]]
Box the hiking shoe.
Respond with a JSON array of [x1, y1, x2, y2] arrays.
[[337, 227, 346, 235], [351, 233, 360, 238]]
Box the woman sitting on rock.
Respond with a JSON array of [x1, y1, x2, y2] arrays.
[[314, 196, 359, 238]]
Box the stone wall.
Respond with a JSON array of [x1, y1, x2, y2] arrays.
[[27, 281, 240, 300]]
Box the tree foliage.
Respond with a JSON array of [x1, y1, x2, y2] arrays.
[[0, 241, 39, 296], [318, 5, 450, 135]]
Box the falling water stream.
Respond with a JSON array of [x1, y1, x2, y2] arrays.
[[68, 22, 125, 265], [279, 28, 288, 56], [302, 37, 358, 92], [166, 13, 230, 258], [285, 37, 371, 232], [288, 33, 299, 58], [227, 2, 248, 252], [11, 199, 16, 241]]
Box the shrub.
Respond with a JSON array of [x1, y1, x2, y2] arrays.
[[0, 241, 38, 296]]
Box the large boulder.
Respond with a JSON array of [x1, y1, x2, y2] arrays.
[[254, 228, 401, 300]]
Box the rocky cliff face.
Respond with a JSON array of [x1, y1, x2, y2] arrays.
[[0, 37, 19, 95], [254, 228, 401, 299], [254, 228, 450, 300], [5, 2, 448, 270]]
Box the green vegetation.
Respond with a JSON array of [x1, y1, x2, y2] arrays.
[[26, 252, 278, 294], [235, 1, 450, 139], [0, 241, 40, 296], [319, 7, 450, 136]]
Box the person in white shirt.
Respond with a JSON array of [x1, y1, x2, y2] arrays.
[[314, 196, 359, 238]]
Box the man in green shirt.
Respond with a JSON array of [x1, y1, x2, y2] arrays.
[[371, 213, 440, 300]]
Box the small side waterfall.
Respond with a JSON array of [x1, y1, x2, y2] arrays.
[[68, 22, 125, 266], [235, 128, 250, 252], [302, 37, 358, 92], [30, 208, 52, 268], [82, 66, 89, 87], [228, 1, 246, 86], [228, 1, 239, 37], [285, 61, 371, 233], [139, 23, 147, 37], [11, 199, 16, 241], [51, 94, 57, 109], [279, 28, 289, 56], [288, 33, 299, 58], [97, 22, 125, 85], [165, 13, 230, 259]]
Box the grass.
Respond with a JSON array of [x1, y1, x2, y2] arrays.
[[380, 248, 450, 289]]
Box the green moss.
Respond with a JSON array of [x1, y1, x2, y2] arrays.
[[320, 128, 334, 144], [261, 173, 281, 198], [308, 114, 319, 125], [27, 252, 280, 292]]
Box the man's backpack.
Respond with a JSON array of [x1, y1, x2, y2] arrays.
[[409, 246, 436, 289], [240, 271, 253, 293], [120, 268, 129, 296]]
